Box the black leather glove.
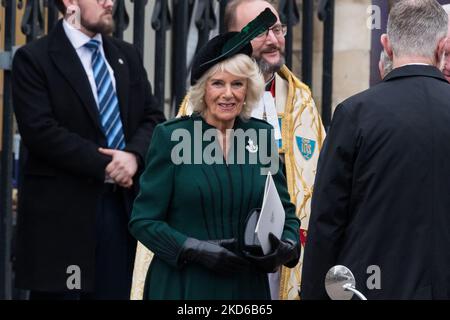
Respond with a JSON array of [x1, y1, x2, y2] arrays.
[[243, 233, 300, 273], [178, 238, 250, 275]]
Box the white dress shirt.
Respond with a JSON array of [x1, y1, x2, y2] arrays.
[[62, 19, 116, 108]]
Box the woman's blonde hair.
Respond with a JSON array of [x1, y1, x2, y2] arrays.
[[189, 54, 264, 120]]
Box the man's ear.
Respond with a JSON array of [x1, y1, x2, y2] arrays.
[[380, 33, 393, 60], [62, 0, 76, 12], [436, 37, 447, 68], [378, 59, 384, 79]]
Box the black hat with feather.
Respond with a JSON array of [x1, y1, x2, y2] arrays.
[[190, 8, 277, 85]]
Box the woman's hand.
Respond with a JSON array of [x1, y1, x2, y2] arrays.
[[178, 238, 250, 275], [243, 233, 300, 273]]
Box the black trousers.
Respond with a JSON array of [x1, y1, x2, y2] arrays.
[[30, 185, 136, 300]]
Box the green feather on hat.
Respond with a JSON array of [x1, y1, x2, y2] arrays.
[[221, 8, 277, 57], [191, 8, 277, 85]]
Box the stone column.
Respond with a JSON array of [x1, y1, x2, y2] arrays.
[[329, 0, 372, 113]]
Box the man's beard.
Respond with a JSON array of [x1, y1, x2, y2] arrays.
[[256, 51, 285, 75], [81, 13, 115, 35]]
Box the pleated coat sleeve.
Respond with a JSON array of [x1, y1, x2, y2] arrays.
[[129, 124, 188, 267]]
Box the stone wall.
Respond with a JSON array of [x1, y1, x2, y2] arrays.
[[290, 0, 372, 116], [330, 0, 372, 112]]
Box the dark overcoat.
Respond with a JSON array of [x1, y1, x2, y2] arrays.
[[301, 66, 450, 299], [12, 20, 165, 292]]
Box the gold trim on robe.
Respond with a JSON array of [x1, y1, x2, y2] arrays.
[[276, 65, 325, 300]]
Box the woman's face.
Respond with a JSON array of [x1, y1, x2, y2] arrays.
[[203, 70, 248, 130]]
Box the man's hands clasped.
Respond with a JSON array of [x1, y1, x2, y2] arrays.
[[99, 147, 138, 188]]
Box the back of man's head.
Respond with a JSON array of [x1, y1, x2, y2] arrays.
[[225, 0, 277, 32], [224, 0, 285, 78], [387, 0, 447, 60]]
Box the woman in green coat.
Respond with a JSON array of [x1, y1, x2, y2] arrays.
[[129, 30, 300, 300]]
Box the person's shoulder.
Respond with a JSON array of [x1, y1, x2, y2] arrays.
[[341, 84, 382, 107], [156, 116, 193, 132], [244, 117, 274, 130], [17, 34, 50, 55], [277, 65, 313, 95], [334, 85, 384, 120], [106, 36, 137, 54], [163, 115, 191, 125], [12, 35, 50, 69]]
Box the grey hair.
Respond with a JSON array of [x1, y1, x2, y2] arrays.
[[225, 0, 277, 31], [225, 0, 257, 31], [189, 54, 265, 120], [387, 0, 448, 60]]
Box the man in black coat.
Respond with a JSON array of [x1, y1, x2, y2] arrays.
[[301, 0, 450, 300], [12, 0, 165, 299]]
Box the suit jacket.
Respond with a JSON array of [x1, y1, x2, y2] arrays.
[[12, 20, 166, 292], [301, 65, 450, 299]]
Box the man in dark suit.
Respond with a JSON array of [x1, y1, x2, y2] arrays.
[[12, 0, 165, 299], [301, 0, 450, 299]]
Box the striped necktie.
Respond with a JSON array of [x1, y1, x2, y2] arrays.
[[85, 39, 125, 150]]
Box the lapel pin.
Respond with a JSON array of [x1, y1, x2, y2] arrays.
[[118, 58, 124, 65]]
